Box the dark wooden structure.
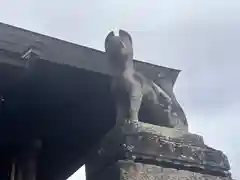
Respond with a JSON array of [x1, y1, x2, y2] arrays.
[[0, 23, 180, 180]]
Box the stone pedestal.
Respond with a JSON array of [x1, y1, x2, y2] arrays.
[[85, 122, 232, 180]]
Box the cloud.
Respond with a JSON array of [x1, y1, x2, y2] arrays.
[[68, 165, 85, 180], [1, 0, 240, 179]]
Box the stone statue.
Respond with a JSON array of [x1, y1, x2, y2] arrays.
[[105, 30, 188, 131]]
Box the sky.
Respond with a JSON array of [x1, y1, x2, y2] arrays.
[[1, 0, 240, 179]]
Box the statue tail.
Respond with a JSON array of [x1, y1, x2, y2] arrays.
[[151, 82, 172, 103]]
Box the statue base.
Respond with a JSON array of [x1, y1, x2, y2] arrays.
[[85, 122, 232, 180]]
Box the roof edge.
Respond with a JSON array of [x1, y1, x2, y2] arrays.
[[0, 22, 181, 86]]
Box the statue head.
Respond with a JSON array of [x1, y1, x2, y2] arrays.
[[105, 30, 133, 60]]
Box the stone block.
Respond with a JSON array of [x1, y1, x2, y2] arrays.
[[86, 160, 232, 180], [86, 122, 230, 178]]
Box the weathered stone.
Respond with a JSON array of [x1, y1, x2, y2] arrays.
[[118, 122, 204, 146], [105, 30, 188, 131], [86, 122, 230, 178], [85, 29, 233, 180], [86, 160, 232, 180]]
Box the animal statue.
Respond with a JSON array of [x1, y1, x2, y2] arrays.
[[105, 30, 188, 131]]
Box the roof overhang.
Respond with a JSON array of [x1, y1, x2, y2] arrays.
[[0, 22, 181, 180]]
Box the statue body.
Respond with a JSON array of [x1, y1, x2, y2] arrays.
[[105, 30, 188, 131]]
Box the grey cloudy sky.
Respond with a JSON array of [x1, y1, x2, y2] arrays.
[[1, 0, 240, 179]]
